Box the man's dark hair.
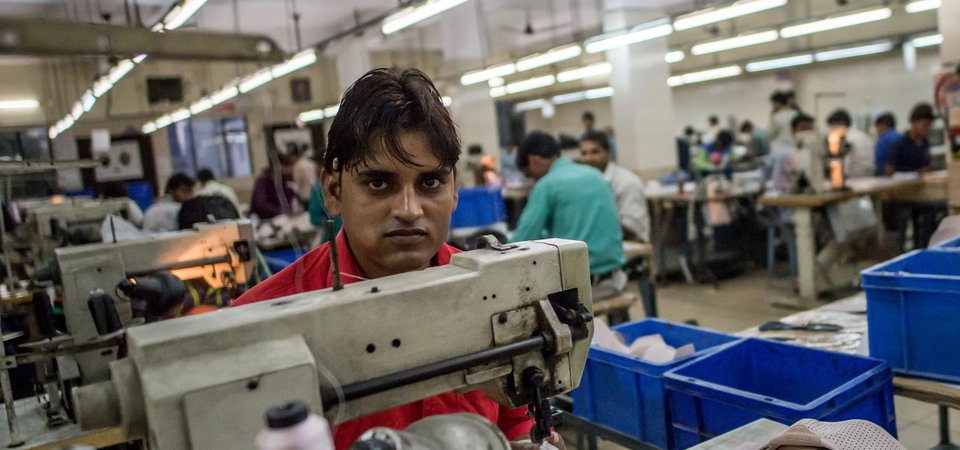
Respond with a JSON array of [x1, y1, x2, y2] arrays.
[[517, 131, 560, 169], [580, 131, 610, 151], [582, 111, 595, 122], [715, 130, 734, 148], [196, 168, 215, 183], [684, 126, 695, 136], [97, 181, 128, 199], [770, 91, 788, 105], [875, 113, 896, 130], [827, 109, 852, 127], [740, 121, 754, 133], [792, 113, 815, 131], [324, 67, 459, 173], [708, 115, 719, 126], [909, 103, 935, 122], [164, 173, 195, 194], [177, 196, 239, 230]]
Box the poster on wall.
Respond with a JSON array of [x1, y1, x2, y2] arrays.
[[95, 139, 144, 182]]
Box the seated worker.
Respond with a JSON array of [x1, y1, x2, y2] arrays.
[[250, 153, 301, 220], [887, 103, 935, 175], [307, 174, 341, 244], [826, 109, 874, 178], [693, 130, 734, 179], [512, 131, 625, 298], [873, 113, 901, 176], [196, 168, 241, 213], [740, 121, 770, 159], [96, 181, 144, 227], [578, 130, 650, 242], [233, 68, 563, 450], [143, 173, 195, 232]]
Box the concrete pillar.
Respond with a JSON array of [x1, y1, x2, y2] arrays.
[[603, 3, 678, 172], [939, 1, 960, 212], [449, 83, 499, 187], [333, 36, 373, 93]]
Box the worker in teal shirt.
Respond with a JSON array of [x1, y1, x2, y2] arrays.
[[512, 131, 625, 280], [308, 181, 342, 243]]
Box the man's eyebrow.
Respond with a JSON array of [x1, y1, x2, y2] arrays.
[[420, 168, 453, 178], [356, 169, 398, 179]]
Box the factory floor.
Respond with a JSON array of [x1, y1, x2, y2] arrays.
[[557, 269, 959, 450]]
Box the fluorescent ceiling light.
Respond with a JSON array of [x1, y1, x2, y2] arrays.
[[912, 34, 943, 48], [557, 63, 612, 83], [906, 0, 940, 13], [80, 90, 96, 112], [514, 99, 549, 113], [108, 59, 136, 84], [210, 85, 239, 105], [814, 41, 893, 62], [488, 77, 505, 87], [70, 102, 84, 120], [323, 104, 340, 117], [155, 115, 173, 128], [668, 65, 742, 87], [239, 69, 274, 93], [142, 122, 158, 134], [189, 98, 214, 115], [489, 86, 507, 98], [0, 99, 40, 110], [780, 8, 892, 38], [92, 77, 113, 97], [461, 63, 516, 86], [133, 54, 148, 64], [271, 49, 317, 78], [505, 75, 556, 95], [692, 30, 778, 55], [48, 128, 58, 139], [170, 108, 191, 123], [515, 44, 583, 72], [382, 0, 470, 35], [441, 96, 453, 107], [665, 50, 685, 63], [745, 54, 813, 72], [585, 18, 673, 53], [673, 0, 787, 31], [163, 0, 208, 31], [298, 109, 325, 123], [585, 87, 613, 99]]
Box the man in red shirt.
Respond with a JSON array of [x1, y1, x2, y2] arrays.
[[234, 68, 563, 450]]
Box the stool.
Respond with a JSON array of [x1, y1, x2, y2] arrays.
[[592, 291, 638, 326], [623, 241, 658, 318]]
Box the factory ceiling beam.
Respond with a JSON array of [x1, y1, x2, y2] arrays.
[[0, 18, 285, 62]]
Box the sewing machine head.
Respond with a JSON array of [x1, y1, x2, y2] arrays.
[[74, 238, 593, 449]]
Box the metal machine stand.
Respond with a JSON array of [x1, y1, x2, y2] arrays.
[[931, 406, 960, 450]]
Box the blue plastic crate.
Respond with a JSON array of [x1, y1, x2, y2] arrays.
[[663, 338, 895, 449], [932, 234, 960, 249], [127, 181, 155, 212], [572, 319, 739, 449], [450, 187, 505, 229], [862, 249, 960, 382]]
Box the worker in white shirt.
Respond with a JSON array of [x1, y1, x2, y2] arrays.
[[768, 91, 798, 148], [196, 168, 241, 213], [826, 109, 875, 178], [291, 148, 317, 207], [578, 130, 650, 243]]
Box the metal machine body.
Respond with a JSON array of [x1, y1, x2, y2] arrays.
[[16, 197, 134, 267], [53, 219, 256, 384], [74, 238, 593, 450]]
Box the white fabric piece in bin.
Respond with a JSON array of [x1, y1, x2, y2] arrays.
[[759, 419, 904, 450]]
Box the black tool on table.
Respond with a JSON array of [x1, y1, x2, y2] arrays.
[[759, 321, 843, 332]]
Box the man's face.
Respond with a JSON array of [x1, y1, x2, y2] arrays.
[[582, 118, 594, 131], [170, 184, 194, 203], [578, 140, 609, 171], [521, 155, 552, 181], [793, 121, 814, 135], [876, 122, 889, 135], [322, 131, 458, 279], [911, 119, 933, 139]]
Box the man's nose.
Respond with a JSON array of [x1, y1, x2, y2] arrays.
[[393, 184, 424, 223]]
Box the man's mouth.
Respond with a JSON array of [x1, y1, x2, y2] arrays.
[[384, 228, 428, 245]]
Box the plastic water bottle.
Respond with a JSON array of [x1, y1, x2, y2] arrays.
[[255, 401, 335, 450]]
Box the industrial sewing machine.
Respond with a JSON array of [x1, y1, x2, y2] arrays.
[[73, 237, 594, 449], [0, 220, 256, 446]]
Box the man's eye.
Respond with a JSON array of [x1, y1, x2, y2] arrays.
[[368, 180, 387, 190], [423, 178, 442, 189]]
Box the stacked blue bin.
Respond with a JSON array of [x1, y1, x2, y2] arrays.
[[663, 338, 896, 449], [450, 187, 505, 229], [862, 248, 960, 382], [572, 319, 738, 449]]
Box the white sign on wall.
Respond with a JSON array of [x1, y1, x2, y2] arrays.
[[95, 140, 144, 182]]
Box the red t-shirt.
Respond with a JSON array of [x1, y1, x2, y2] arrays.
[[233, 231, 532, 449]]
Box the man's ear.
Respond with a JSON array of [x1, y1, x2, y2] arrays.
[[451, 167, 459, 211], [321, 168, 342, 216]]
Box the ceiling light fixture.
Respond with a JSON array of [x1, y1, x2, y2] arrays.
[[0, 99, 40, 110], [488, 77, 505, 87], [584, 18, 673, 53], [382, 0, 470, 35], [209, 85, 240, 105], [142, 122, 159, 134], [674, 0, 787, 31], [238, 69, 275, 93], [441, 96, 453, 107], [189, 98, 214, 115], [162, 0, 208, 30], [745, 54, 814, 72], [814, 41, 893, 62], [515, 44, 583, 72], [905, 0, 940, 13], [911, 33, 943, 48], [504, 75, 556, 95], [691, 30, 778, 55], [780, 8, 892, 39], [489, 86, 507, 98], [461, 63, 516, 86], [323, 104, 340, 117], [665, 50, 686, 63], [514, 99, 550, 113], [271, 49, 318, 78], [668, 65, 742, 87], [556, 63, 612, 83], [298, 109, 325, 123], [170, 108, 191, 123]]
